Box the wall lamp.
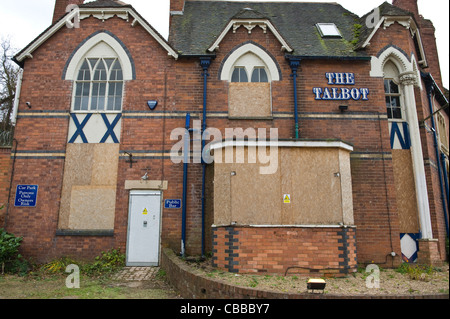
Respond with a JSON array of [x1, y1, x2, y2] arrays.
[[123, 151, 137, 168], [339, 105, 348, 112]]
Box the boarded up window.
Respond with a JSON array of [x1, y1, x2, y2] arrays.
[[228, 82, 271, 118]]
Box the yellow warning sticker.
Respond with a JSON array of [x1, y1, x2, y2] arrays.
[[283, 194, 291, 204], [142, 208, 148, 215]]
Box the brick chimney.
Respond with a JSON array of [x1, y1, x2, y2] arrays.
[[392, 0, 420, 21], [170, 0, 185, 13], [419, 20, 443, 88], [169, 0, 185, 30], [53, 0, 85, 24], [393, 0, 443, 88]]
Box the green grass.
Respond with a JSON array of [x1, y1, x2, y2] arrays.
[[0, 273, 177, 299]]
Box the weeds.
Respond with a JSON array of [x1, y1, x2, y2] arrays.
[[39, 248, 125, 278], [395, 263, 436, 281]]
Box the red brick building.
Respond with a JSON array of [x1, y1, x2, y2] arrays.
[[1, 0, 448, 274]]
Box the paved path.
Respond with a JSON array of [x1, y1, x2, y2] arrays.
[[112, 267, 161, 281]]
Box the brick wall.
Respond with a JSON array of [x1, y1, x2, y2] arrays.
[[53, 0, 85, 24], [7, 1, 447, 267], [161, 248, 448, 299], [212, 227, 357, 276], [0, 147, 12, 226], [6, 15, 180, 262]]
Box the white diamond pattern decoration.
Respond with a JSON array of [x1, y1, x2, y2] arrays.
[[400, 234, 418, 262]]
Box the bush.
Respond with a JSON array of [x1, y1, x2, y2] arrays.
[[0, 228, 23, 274]]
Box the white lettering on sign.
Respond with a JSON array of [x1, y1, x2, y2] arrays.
[[313, 73, 370, 101]]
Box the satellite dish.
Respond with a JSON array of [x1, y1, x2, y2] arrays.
[[147, 100, 158, 110]]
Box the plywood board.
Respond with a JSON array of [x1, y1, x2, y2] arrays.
[[392, 149, 420, 233], [58, 143, 119, 229], [282, 148, 342, 225], [228, 82, 271, 118], [68, 185, 116, 230], [212, 146, 354, 226]]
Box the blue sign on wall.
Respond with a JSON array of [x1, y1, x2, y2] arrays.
[[14, 185, 38, 207], [164, 199, 182, 209]]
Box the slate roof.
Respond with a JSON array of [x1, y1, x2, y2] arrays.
[[168, 1, 369, 58], [81, 0, 129, 7]]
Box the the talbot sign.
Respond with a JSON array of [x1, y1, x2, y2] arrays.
[[313, 72, 370, 101]]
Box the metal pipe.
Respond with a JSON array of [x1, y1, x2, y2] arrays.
[[200, 57, 211, 258], [181, 113, 191, 257], [441, 153, 449, 208], [288, 58, 301, 139]]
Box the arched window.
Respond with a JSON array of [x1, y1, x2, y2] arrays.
[[228, 52, 270, 83], [221, 43, 281, 119], [74, 57, 123, 112], [383, 61, 404, 120], [251, 67, 268, 83], [231, 67, 248, 83]]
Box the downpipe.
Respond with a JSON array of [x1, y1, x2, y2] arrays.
[[181, 113, 191, 257]]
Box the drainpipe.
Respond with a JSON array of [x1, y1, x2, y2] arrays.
[[200, 57, 211, 258], [181, 113, 191, 257], [288, 57, 301, 139], [441, 153, 449, 209], [423, 73, 449, 238], [11, 69, 23, 126]]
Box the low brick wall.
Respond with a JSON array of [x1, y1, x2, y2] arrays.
[[161, 248, 449, 299]]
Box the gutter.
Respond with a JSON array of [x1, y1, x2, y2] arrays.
[[285, 54, 371, 61]]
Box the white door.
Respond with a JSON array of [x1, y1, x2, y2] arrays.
[[126, 190, 162, 266]]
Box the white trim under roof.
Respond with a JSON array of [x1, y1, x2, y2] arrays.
[[208, 19, 293, 53], [15, 7, 178, 63], [207, 140, 354, 153]]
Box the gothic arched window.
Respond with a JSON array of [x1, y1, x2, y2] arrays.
[[73, 57, 123, 112]]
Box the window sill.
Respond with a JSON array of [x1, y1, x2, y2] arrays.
[[70, 110, 122, 114], [56, 229, 114, 237]]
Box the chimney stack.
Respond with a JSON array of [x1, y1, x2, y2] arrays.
[[53, 0, 85, 24], [393, 0, 443, 88], [170, 0, 185, 13], [392, 0, 420, 21]]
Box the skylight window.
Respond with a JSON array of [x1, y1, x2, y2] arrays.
[[316, 23, 342, 38]]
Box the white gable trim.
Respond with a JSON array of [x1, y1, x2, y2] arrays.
[[220, 43, 281, 81], [361, 15, 427, 68], [208, 19, 293, 53], [370, 45, 422, 89], [15, 7, 178, 63]]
